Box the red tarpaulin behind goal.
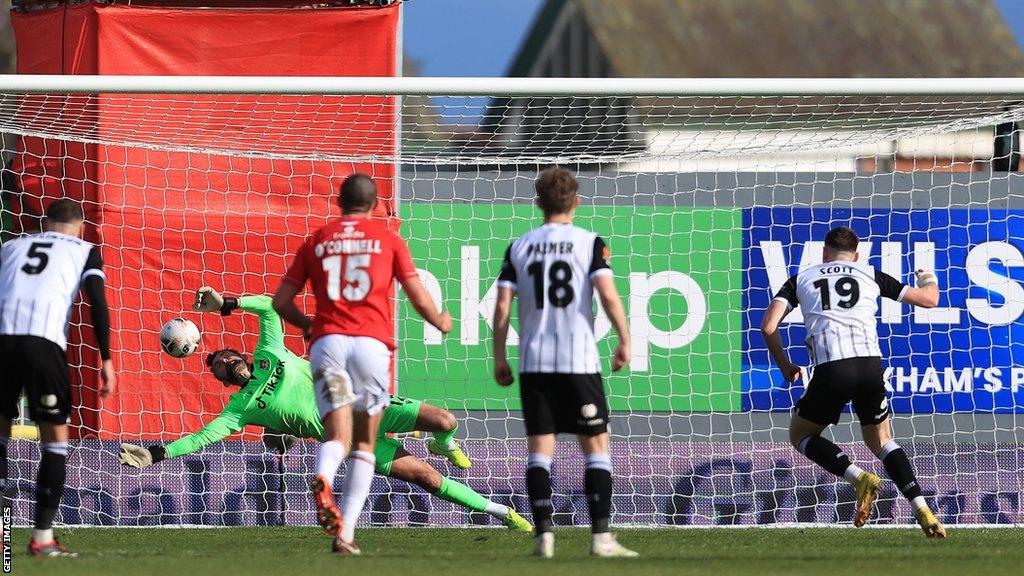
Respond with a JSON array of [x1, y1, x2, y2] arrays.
[[11, 1, 399, 439]]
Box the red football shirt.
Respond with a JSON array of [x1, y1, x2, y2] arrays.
[[282, 216, 418, 349]]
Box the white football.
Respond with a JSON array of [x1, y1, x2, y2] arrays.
[[160, 318, 201, 358]]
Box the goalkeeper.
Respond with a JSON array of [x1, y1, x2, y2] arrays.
[[119, 288, 530, 532]]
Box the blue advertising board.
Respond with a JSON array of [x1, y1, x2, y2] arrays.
[[743, 208, 1024, 413]]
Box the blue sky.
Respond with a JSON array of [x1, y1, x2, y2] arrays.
[[404, 0, 1024, 77], [403, 0, 544, 76], [996, 0, 1024, 49]]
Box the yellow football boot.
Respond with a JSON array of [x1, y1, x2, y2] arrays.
[[853, 471, 883, 527], [915, 508, 948, 538]]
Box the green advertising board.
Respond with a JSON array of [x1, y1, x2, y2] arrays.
[[397, 204, 743, 412]]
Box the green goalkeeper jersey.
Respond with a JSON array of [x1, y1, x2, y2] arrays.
[[164, 295, 324, 458], [163, 295, 422, 460]]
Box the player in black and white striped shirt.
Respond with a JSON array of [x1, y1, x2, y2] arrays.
[[0, 199, 116, 557], [492, 167, 636, 558], [760, 226, 945, 537]]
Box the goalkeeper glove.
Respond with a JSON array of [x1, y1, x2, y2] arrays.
[[193, 286, 224, 313], [915, 269, 938, 288], [119, 444, 166, 468], [193, 286, 238, 316]]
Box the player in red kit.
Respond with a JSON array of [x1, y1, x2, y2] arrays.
[[273, 174, 452, 554]]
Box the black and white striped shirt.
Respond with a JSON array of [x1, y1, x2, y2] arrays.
[[0, 231, 104, 350], [774, 260, 907, 366], [498, 223, 611, 374]]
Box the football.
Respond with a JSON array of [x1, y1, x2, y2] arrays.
[[159, 317, 201, 358]]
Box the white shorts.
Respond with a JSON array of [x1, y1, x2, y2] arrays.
[[309, 334, 391, 420]]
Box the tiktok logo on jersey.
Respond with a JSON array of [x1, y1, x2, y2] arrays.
[[255, 361, 284, 410]]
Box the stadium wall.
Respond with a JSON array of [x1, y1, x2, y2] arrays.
[[20, 439, 1021, 527]]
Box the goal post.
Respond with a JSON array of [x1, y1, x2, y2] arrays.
[[1, 75, 1022, 527]]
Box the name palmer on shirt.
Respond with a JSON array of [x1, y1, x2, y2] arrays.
[[526, 241, 574, 256]]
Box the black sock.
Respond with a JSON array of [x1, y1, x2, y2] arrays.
[[798, 435, 853, 478], [526, 453, 553, 535], [584, 453, 613, 534], [35, 445, 68, 531], [879, 443, 922, 501]]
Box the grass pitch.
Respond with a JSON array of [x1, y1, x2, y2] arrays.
[[11, 526, 1024, 576]]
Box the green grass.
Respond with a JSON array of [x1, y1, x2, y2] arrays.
[[11, 527, 1024, 576]]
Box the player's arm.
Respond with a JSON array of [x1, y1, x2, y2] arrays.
[[593, 275, 630, 372], [878, 269, 939, 308], [80, 246, 116, 396], [194, 288, 286, 349], [394, 235, 452, 333], [590, 237, 630, 371], [760, 276, 802, 383], [492, 244, 517, 386], [401, 275, 452, 333], [493, 286, 515, 386], [272, 238, 313, 338], [120, 405, 244, 467]]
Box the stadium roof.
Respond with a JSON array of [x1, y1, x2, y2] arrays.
[[508, 0, 1024, 78]]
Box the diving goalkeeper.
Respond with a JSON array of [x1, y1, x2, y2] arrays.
[[119, 288, 530, 532]]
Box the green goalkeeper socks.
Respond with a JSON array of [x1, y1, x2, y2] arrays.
[[435, 476, 507, 517], [432, 422, 458, 451]]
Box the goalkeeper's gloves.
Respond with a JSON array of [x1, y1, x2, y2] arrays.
[[915, 269, 938, 288], [119, 443, 166, 468], [193, 286, 238, 316]]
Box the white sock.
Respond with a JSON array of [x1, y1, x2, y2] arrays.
[[32, 528, 53, 544], [842, 463, 865, 484], [910, 496, 928, 512], [432, 434, 457, 450], [315, 440, 347, 481], [485, 501, 510, 519], [339, 450, 376, 543]]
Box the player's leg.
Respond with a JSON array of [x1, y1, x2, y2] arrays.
[[854, 367, 946, 538], [309, 335, 356, 538], [33, 423, 69, 545], [795, 360, 884, 527], [572, 375, 636, 558], [318, 407, 353, 479], [381, 443, 531, 531], [526, 433, 556, 557], [332, 336, 391, 553], [333, 408, 381, 553], [520, 373, 557, 557], [789, 413, 864, 480], [24, 337, 77, 557], [789, 412, 881, 527], [790, 363, 873, 480], [415, 401, 471, 469]]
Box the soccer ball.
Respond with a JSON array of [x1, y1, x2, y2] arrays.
[[160, 318, 201, 358]]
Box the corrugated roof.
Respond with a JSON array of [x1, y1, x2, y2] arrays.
[[516, 0, 1024, 77]]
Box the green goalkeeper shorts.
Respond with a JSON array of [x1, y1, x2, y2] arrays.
[[375, 395, 423, 476]]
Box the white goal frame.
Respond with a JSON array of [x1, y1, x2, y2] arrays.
[[1, 75, 1022, 529]]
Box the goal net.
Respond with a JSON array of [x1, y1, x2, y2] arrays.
[[2, 76, 1023, 527]]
